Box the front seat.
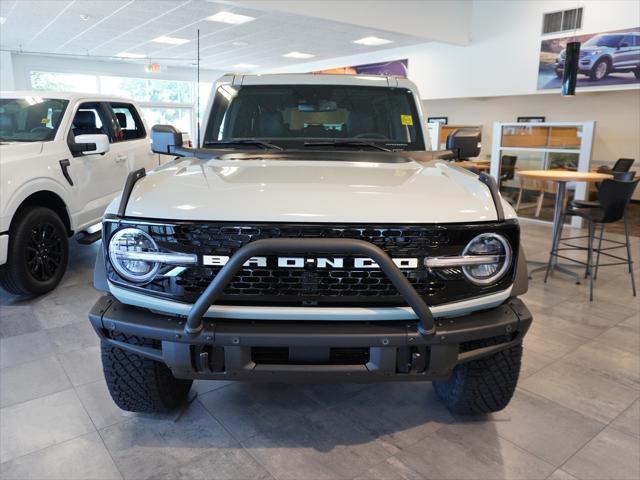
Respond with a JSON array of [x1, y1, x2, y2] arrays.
[[0, 113, 15, 136], [346, 111, 375, 137], [115, 112, 127, 129], [72, 110, 103, 136], [254, 111, 286, 137]]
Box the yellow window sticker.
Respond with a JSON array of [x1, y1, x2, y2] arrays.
[[41, 118, 48, 125], [400, 115, 413, 126]]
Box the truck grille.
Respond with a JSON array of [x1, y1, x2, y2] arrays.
[[106, 221, 519, 307]]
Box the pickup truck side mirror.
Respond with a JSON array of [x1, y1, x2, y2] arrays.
[[151, 124, 183, 154], [71, 134, 110, 155]]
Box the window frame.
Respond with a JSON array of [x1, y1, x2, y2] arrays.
[[541, 7, 584, 36], [107, 102, 147, 142]]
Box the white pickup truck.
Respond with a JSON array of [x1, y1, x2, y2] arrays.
[[0, 92, 161, 295]]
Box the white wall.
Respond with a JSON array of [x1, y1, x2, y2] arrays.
[[268, 0, 640, 100], [0, 51, 14, 90]]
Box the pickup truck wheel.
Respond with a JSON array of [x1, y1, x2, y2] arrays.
[[433, 340, 522, 414], [102, 334, 193, 413], [0, 207, 68, 296]]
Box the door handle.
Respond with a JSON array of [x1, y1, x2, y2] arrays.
[[115, 154, 127, 163]]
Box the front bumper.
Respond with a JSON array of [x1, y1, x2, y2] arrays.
[[89, 295, 532, 382]]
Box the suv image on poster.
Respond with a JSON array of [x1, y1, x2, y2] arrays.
[[89, 74, 532, 415]]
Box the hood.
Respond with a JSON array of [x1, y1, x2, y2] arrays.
[[124, 153, 499, 223], [0, 142, 43, 160]]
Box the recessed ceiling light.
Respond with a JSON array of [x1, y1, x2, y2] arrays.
[[79, 13, 90, 21], [353, 36, 393, 46], [117, 52, 146, 59], [283, 51, 315, 59], [207, 11, 255, 25], [232, 41, 250, 47], [153, 35, 190, 45], [0, 17, 6, 25], [233, 63, 258, 69]]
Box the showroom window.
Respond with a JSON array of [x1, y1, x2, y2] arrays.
[[30, 71, 98, 93]]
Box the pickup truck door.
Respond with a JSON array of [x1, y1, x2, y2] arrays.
[[64, 101, 129, 228], [107, 102, 159, 172]]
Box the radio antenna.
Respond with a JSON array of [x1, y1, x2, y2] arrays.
[[196, 28, 201, 149]]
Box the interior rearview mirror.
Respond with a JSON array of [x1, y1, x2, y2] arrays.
[[151, 124, 183, 154], [72, 134, 110, 155]]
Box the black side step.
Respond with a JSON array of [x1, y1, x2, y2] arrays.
[[77, 230, 102, 245]]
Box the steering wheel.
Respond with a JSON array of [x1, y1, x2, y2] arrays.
[[354, 132, 388, 140], [29, 126, 52, 134]]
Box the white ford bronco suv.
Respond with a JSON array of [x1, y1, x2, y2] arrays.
[[0, 92, 161, 295], [90, 74, 532, 414]]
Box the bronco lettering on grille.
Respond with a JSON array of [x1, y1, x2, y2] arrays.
[[202, 255, 419, 269]]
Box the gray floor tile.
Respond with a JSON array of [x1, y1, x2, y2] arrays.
[[396, 423, 555, 480], [0, 355, 71, 407], [100, 400, 236, 480], [523, 320, 586, 360], [190, 379, 235, 396], [242, 407, 394, 479], [0, 431, 122, 480], [298, 382, 372, 407], [47, 320, 99, 355], [0, 329, 54, 368], [155, 448, 274, 480], [453, 389, 605, 466], [609, 399, 640, 438], [562, 427, 640, 480], [32, 302, 84, 330], [546, 469, 579, 480], [561, 340, 640, 390], [333, 382, 453, 450], [59, 345, 103, 386], [354, 456, 425, 480], [520, 361, 639, 424], [0, 388, 95, 463], [537, 300, 627, 340], [596, 322, 640, 355], [520, 347, 556, 380], [198, 383, 322, 442], [0, 305, 41, 338], [76, 379, 134, 430]]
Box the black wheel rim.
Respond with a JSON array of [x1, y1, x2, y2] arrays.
[[26, 223, 63, 282]]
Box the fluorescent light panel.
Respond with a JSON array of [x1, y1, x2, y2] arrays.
[[153, 35, 190, 45], [0, 16, 6, 24], [117, 52, 146, 59], [233, 63, 258, 69], [283, 51, 315, 59], [354, 36, 392, 46], [208, 11, 255, 25]]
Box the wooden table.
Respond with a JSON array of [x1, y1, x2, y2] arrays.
[[452, 160, 491, 171], [516, 170, 613, 282]]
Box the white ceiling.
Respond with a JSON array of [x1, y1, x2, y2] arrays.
[[0, 0, 437, 71]]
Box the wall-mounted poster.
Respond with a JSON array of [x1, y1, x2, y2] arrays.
[[537, 27, 640, 90], [314, 59, 408, 77]]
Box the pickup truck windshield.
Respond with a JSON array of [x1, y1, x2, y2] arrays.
[[0, 98, 68, 143], [204, 84, 425, 151]]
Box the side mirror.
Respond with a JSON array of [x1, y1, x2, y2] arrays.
[[72, 134, 110, 155], [446, 128, 482, 160], [151, 124, 183, 154]]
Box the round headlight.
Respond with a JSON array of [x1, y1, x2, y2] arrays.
[[461, 233, 512, 286], [109, 228, 160, 283]]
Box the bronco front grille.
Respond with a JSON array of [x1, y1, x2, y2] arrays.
[[105, 221, 519, 307]]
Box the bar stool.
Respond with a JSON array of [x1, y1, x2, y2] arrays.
[[547, 178, 638, 301]]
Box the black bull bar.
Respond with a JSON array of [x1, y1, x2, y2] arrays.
[[184, 238, 435, 336]]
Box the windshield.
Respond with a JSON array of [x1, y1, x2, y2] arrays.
[[584, 34, 624, 48], [204, 84, 425, 151], [0, 98, 68, 143]]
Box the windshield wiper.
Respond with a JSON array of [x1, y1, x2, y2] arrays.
[[303, 140, 391, 152], [203, 139, 283, 150]]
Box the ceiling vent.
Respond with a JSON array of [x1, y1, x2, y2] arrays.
[[542, 7, 583, 35]]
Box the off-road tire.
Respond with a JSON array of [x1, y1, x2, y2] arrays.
[[0, 207, 68, 296], [433, 340, 522, 414], [102, 334, 193, 413]]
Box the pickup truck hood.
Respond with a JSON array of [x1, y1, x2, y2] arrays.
[[124, 153, 500, 223], [0, 141, 43, 161]]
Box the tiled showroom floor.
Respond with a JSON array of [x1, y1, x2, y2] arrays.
[[0, 221, 638, 480]]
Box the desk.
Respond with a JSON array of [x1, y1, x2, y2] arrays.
[[516, 170, 613, 282], [452, 160, 491, 171]]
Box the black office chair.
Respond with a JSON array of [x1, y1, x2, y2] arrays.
[[571, 170, 636, 208], [500, 155, 517, 183], [550, 178, 638, 301]]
